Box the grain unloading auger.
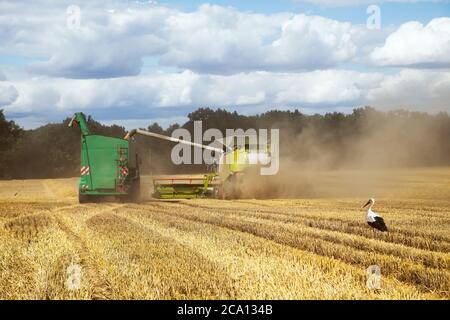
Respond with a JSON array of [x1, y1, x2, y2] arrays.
[[125, 128, 225, 199], [69, 112, 271, 202]]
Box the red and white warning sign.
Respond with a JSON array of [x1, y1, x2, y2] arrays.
[[80, 166, 90, 175], [120, 166, 129, 176]]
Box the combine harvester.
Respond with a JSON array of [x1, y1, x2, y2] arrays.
[[69, 112, 270, 203]]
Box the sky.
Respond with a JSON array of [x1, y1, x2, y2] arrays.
[[0, 0, 449, 129]]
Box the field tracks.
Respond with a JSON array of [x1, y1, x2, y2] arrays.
[[1, 174, 449, 300], [52, 204, 126, 299], [132, 201, 450, 298], [172, 201, 450, 252]]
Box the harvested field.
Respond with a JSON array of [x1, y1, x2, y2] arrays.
[[0, 168, 449, 299]]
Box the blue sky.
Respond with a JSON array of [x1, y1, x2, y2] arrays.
[[161, 0, 450, 24], [0, 0, 449, 129]]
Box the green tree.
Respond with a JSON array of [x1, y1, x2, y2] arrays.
[[0, 110, 22, 177], [0, 109, 22, 153]]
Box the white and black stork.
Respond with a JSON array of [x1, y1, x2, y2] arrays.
[[363, 198, 388, 232]]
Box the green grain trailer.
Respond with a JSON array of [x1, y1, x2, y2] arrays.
[[69, 112, 140, 203]]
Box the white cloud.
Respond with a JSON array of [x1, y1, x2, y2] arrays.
[[159, 5, 366, 73], [0, 69, 18, 106], [1, 2, 448, 78], [0, 2, 378, 77], [0, 2, 172, 78], [371, 18, 450, 67], [273, 70, 383, 105], [269, 15, 360, 70], [1, 1, 449, 128], [0, 84, 18, 107], [4, 68, 450, 128], [367, 69, 450, 110], [25, 18, 168, 78]]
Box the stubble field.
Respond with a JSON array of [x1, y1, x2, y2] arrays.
[[0, 168, 449, 300]]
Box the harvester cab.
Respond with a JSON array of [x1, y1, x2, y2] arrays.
[[69, 112, 140, 203]]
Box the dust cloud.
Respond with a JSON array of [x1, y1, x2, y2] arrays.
[[132, 109, 450, 200], [235, 111, 450, 199]]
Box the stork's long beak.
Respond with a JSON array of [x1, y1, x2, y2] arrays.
[[363, 200, 371, 208]]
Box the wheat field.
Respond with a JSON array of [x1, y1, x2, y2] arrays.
[[0, 168, 449, 299]]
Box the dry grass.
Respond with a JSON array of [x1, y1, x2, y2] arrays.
[[0, 168, 449, 299]]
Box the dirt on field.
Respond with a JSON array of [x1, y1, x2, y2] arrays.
[[0, 168, 449, 299]]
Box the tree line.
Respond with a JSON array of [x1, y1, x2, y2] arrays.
[[1, 106, 449, 179]]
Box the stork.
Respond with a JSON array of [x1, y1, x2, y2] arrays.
[[363, 198, 388, 232]]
